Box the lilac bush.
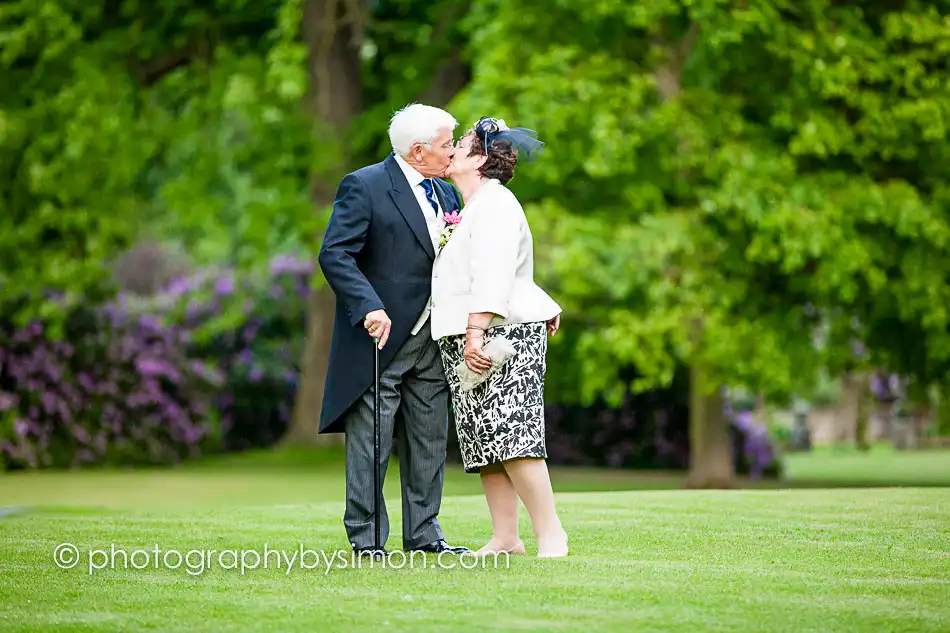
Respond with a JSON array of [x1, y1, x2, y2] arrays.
[[870, 370, 903, 403], [0, 253, 316, 470], [147, 254, 312, 451], [0, 304, 222, 469], [725, 406, 780, 479]]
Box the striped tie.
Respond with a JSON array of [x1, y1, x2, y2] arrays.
[[420, 179, 440, 216]]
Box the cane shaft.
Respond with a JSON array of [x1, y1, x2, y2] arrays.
[[373, 342, 381, 552]]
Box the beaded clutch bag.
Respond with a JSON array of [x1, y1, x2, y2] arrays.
[[454, 337, 517, 392]]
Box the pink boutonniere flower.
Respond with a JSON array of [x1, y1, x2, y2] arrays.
[[438, 209, 462, 251]]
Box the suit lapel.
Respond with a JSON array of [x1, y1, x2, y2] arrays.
[[384, 155, 436, 260], [433, 180, 457, 216]]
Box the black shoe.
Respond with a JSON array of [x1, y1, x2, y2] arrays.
[[352, 546, 387, 560], [408, 539, 470, 554]]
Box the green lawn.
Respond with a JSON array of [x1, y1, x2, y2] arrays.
[[1, 446, 948, 632], [781, 444, 950, 487]]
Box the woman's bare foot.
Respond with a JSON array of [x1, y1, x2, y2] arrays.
[[536, 530, 568, 558], [475, 537, 526, 555]]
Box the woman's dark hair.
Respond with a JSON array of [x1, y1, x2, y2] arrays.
[[465, 130, 517, 185]]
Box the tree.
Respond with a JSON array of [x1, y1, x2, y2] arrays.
[[454, 0, 950, 485], [286, 0, 474, 443], [0, 0, 318, 333], [1, 0, 478, 447]]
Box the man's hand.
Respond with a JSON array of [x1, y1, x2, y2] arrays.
[[364, 309, 392, 349], [547, 313, 561, 337]]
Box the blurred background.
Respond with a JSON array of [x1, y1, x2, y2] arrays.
[[2, 0, 949, 490]]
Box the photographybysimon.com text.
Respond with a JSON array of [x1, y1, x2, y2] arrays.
[[52, 542, 511, 575]]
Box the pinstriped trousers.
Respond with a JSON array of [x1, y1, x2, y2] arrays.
[[342, 319, 450, 550]]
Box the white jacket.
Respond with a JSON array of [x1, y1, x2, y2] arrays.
[[429, 179, 561, 340]]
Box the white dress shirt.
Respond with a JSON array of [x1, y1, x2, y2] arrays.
[[429, 178, 561, 340], [392, 153, 445, 335]]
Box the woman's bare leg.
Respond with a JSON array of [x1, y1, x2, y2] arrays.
[[476, 462, 525, 554], [503, 457, 568, 557]]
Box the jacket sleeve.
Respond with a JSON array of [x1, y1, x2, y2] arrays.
[[317, 173, 385, 326], [468, 193, 521, 318]]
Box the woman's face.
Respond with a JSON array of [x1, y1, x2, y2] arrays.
[[445, 133, 486, 179]]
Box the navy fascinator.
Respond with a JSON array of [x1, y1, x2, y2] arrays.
[[473, 116, 545, 163]]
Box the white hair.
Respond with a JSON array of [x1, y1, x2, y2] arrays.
[[388, 103, 458, 157]]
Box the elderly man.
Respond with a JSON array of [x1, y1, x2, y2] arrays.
[[317, 103, 469, 556]]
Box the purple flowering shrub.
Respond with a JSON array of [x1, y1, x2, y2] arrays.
[[725, 403, 781, 478], [151, 254, 313, 451], [0, 254, 315, 470], [869, 370, 904, 403], [0, 302, 222, 470]]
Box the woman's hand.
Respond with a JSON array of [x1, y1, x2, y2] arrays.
[[547, 313, 561, 337], [463, 332, 493, 374]]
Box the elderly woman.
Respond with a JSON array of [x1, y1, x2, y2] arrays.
[[429, 117, 568, 558]]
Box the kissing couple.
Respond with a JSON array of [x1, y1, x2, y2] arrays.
[[316, 103, 568, 559]]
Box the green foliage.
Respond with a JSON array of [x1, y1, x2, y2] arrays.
[[804, 370, 842, 408], [142, 50, 318, 272], [2, 2, 148, 332], [5, 0, 950, 423], [0, 0, 322, 337], [456, 0, 950, 404], [350, 0, 474, 163]]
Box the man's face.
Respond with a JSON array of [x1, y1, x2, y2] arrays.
[[411, 127, 455, 178]]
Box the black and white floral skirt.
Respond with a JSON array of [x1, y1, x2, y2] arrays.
[[438, 321, 548, 474]]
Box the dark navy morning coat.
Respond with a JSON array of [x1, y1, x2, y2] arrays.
[[316, 153, 463, 433]]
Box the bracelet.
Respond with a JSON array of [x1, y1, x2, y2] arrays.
[[466, 325, 486, 332]]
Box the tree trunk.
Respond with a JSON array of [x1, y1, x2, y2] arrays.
[[854, 371, 871, 451], [284, 285, 337, 444], [285, 0, 365, 446], [686, 362, 735, 488], [651, 21, 732, 488], [834, 372, 860, 445], [753, 392, 767, 426], [938, 384, 950, 437], [417, 1, 472, 107], [285, 0, 473, 446]]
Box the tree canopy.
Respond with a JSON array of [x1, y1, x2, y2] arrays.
[[454, 0, 950, 406]]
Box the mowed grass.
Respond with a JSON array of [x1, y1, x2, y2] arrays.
[[1, 446, 948, 632]]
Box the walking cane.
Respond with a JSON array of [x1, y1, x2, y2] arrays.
[[373, 340, 382, 555]]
